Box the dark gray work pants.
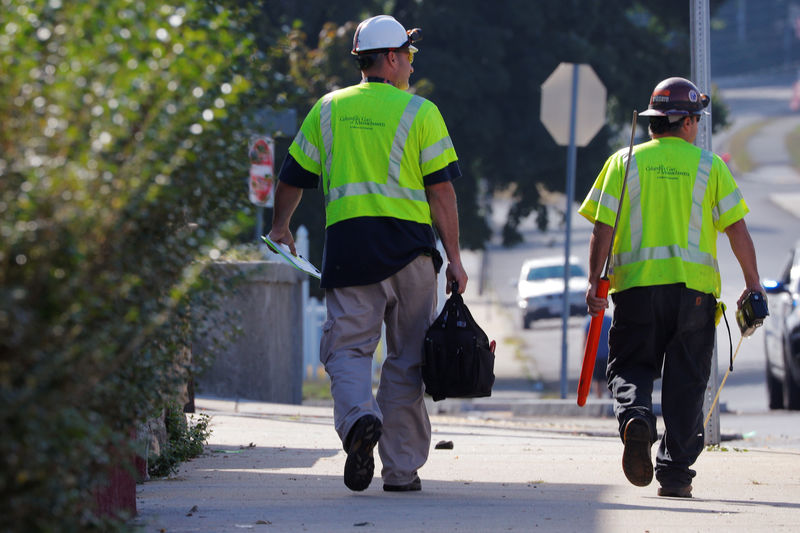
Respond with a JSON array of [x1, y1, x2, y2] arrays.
[[608, 283, 716, 489]]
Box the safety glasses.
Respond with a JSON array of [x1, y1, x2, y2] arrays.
[[386, 48, 414, 64]]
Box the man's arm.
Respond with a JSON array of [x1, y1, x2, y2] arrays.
[[724, 218, 764, 308], [425, 181, 467, 294], [268, 180, 304, 256], [586, 222, 613, 316]]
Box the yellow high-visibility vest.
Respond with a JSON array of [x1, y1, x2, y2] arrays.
[[579, 137, 749, 297], [289, 82, 457, 227]]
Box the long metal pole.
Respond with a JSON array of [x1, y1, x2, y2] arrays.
[[691, 0, 720, 446], [560, 64, 579, 400], [691, 0, 713, 151]]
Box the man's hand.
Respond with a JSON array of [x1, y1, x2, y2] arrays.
[[585, 278, 609, 317], [736, 285, 766, 310], [445, 261, 468, 294], [267, 227, 296, 256]]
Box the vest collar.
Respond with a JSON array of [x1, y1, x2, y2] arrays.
[[363, 76, 392, 85]]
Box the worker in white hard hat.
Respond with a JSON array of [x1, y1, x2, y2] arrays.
[[268, 14, 466, 493], [350, 15, 420, 90]]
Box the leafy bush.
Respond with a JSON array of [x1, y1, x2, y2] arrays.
[[148, 404, 212, 479], [0, 1, 272, 531]]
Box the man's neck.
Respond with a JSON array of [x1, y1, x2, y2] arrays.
[[652, 132, 694, 143], [362, 68, 397, 88]]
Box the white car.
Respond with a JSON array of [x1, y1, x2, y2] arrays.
[[516, 256, 588, 329]]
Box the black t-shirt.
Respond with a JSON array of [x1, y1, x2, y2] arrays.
[[277, 154, 460, 288]]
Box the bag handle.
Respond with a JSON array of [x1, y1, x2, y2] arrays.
[[447, 280, 464, 310]]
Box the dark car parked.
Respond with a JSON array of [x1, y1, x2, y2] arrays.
[[763, 240, 800, 410]]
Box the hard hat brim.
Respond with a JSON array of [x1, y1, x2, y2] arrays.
[[639, 109, 710, 117], [639, 109, 667, 117], [351, 43, 419, 56]]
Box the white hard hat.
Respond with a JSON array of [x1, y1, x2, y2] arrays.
[[351, 15, 420, 55]]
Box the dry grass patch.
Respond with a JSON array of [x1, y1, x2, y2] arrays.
[[727, 119, 770, 173], [785, 124, 800, 170]]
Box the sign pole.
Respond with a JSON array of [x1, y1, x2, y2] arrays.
[[560, 64, 580, 399], [248, 135, 276, 243], [255, 207, 264, 242], [540, 62, 606, 400]]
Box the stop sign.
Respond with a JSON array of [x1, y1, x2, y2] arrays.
[[540, 63, 606, 147]]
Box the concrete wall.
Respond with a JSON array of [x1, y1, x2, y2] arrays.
[[194, 261, 305, 404]]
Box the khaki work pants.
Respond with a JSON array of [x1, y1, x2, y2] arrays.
[[321, 255, 437, 485]]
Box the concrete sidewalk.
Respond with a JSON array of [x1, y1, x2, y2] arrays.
[[135, 398, 800, 533], [133, 93, 800, 531]]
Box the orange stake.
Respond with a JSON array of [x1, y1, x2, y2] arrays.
[[577, 278, 609, 406]]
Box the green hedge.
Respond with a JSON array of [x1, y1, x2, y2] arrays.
[[0, 1, 270, 530]]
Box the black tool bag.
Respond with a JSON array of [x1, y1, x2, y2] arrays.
[[422, 282, 495, 401]]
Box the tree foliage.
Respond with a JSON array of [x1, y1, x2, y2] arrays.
[[398, 0, 730, 243], [249, 0, 728, 246]]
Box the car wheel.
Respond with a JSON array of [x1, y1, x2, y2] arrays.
[[784, 369, 800, 410], [523, 315, 532, 330], [766, 365, 784, 410], [783, 345, 800, 410]]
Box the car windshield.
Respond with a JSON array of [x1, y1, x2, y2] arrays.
[[526, 264, 585, 281]]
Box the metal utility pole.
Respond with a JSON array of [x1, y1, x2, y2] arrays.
[[691, 0, 713, 152], [691, 0, 720, 446]]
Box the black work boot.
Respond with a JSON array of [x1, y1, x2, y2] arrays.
[[622, 418, 653, 487], [343, 415, 382, 491], [658, 484, 692, 498]]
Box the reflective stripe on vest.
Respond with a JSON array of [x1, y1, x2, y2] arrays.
[[320, 93, 334, 191], [293, 129, 321, 166], [327, 181, 428, 203], [323, 94, 428, 207], [613, 149, 719, 272], [420, 136, 454, 166], [688, 150, 713, 253], [387, 95, 424, 184], [713, 187, 744, 224], [586, 186, 620, 215]]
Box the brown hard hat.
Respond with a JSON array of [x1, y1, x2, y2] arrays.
[[639, 77, 710, 117]]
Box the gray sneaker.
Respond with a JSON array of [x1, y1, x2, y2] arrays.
[[383, 476, 422, 492]]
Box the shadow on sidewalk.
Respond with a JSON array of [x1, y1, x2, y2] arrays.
[[202, 444, 340, 469], [136, 467, 684, 533]]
